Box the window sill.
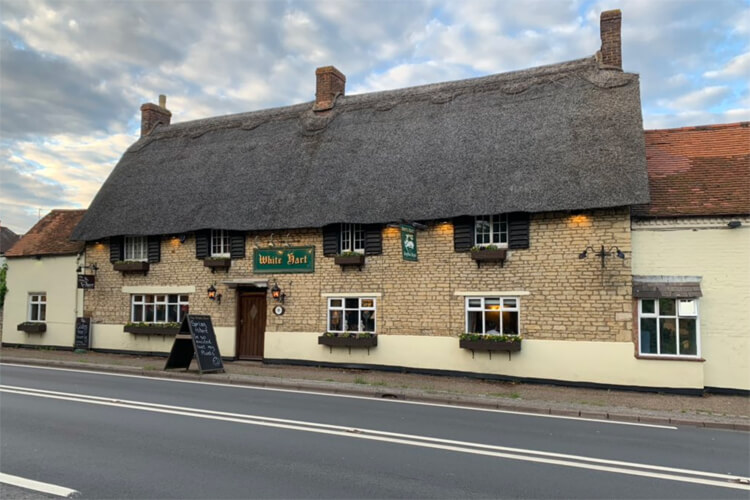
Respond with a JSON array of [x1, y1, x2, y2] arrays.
[[636, 354, 705, 363], [17, 322, 46, 333]]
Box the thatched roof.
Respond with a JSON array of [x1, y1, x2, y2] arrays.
[[73, 56, 649, 241]]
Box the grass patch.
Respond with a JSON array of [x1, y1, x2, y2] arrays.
[[354, 377, 367, 385]]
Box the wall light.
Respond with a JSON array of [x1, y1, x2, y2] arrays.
[[579, 245, 625, 268], [271, 281, 285, 303], [207, 283, 222, 304]]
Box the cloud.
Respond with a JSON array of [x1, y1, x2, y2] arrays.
[[704, 52, 750, 79], [659, 86, 732, 111]]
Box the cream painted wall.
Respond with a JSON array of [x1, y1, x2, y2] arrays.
[[632, 222, 750, 391], [265, 332, 704, 389], [2, 255, 83, 347], [90, 324, 236, 358]]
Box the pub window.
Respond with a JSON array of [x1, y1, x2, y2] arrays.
[[28, 293, 47, 322], [131, 294, 190, 324], [474, 214, 508, 247], [340, 224, 364, 254], [639, 299, 700, 357], [328, 297, 376, 333], [211, 229, 230, 257], [123, 236, 148, 261], [465, 297, 519, 335]]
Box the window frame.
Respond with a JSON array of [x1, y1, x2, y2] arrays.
[[465, 296, 520, 335], [131, 294, 190, 324], [327, 297, 376, 334], [123, 236, 148, 262], [211, 229, 231, 257], [474, 214, 509, 248], [638, 298, 701, 358], [340, 223, 365, 254], [28, 293, 47, 322]]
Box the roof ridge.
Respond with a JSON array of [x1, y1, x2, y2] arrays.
[[646, 122, 750, 133]]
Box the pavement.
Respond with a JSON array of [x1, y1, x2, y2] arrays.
[[1, 345, 748, 431]]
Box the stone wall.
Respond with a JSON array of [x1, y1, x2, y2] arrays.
[[84, 208, 632, 343]]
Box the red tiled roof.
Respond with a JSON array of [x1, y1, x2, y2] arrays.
[[5, 210, 86, 258], [633, 122, 750, 217]]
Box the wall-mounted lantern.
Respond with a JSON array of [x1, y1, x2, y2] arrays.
[[207, 283, 222, 304], [578, 245, 625, 268], [271, 281, 285, 303]]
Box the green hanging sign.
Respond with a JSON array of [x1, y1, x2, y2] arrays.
[[253, 247, 315, 273], [400, 224, 418, 261]]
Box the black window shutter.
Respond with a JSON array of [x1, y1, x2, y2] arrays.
[[147, 235, 161, 263], [322, 225, 341, 256], [364, 224, 383, 256], [508, 212, 530, 249], [195, 230, 209, 259], [109, 236, 123, 262], [230, 232, 246, 259], [453, 216, 474, 252]]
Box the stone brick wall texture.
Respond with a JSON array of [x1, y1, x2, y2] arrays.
[[84, 209, 632, 343]]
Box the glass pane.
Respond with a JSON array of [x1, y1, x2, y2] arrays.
[[180, 304, 189, 321], [345, 298, 358, 309], [502, 311, 519, 334], [640, 318, 657, 353], [168, 294, 177, 303], [641, 300, 655, 314], [179, 295, 189, 302], [679, 318, 697, 355], [145, 304, 155, 322], [30, 304, 38, 321], [503, 299, 517, 308], [40, 295, 46, 303], [467, 311, 483, 333], [156, 295, 166, 303], [146, 295, 154, 303], [485, 310, 501, 334], [361, 310, 375, 332], [133, 305, 143, 322], [134, 295, 143, 302], [329, 310, 342, 331], [659, 318, 677, 354], [167, 304, 178, 323], [361, 299, 374, 308], [330, 299, 342, 308], [344, 310, 359, 332], [485, 298, 501, 308], [659, 298, 676, 316], [678, 300, 697, 317], [467, 298, 481, 308], [155, 304, 166, 322], [39, 304, 46, 321]]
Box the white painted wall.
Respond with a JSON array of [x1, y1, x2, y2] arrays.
[[632, 220, 750, 391], [2, 255, 83, 348], [265, 332, 704, 389], [89, 324, 236, 358]]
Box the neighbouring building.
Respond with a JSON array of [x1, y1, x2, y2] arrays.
[[0, 224, 21, 268], [68, 10, 719, 391], [631, 122, 750, 393], [2, 210, 87, 347]]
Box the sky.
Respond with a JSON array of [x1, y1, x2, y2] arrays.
[[1, 0, 748, 234]]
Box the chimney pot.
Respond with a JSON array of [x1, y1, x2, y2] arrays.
[[599, 9, 622, 69], [140, 95, 172, 137], [314, 66, 346, 111]]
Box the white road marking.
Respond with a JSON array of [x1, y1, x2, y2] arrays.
[[0, 472, 78, 498], [2, 384, 747, 491], [0, 362, 677, 429]]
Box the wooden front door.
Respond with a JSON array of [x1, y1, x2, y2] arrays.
[[237, 291, 266, 359]]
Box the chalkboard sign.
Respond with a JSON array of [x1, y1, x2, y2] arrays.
[[77, 274, 95, 289], [74, 317, 91, 350], [164, 314, 224, 374]]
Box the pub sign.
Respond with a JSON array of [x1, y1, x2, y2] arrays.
[[253, 247, 315, 273], [400, 225, 418, 261]]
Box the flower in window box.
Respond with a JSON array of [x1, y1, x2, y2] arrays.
[[124, 322, 181, 335], [469, 245, 507, 267], [318, 331, 377, 347], [458, 333, 521, 351]]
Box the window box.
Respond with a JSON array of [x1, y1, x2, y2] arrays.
[[459, 333, 521, 359], [318, 333, 378, 348], [334, 254, 365, 268], [124, 323, 181, 335], [113, 261, 150, 273], [470, 248, 507, 268], [17, 322, 46, 333], [203, 257, 231, 271]]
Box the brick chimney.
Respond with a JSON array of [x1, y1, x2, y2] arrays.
[[314, 66, 345, 111], [599, 9, 622, 69], [140, 94, 172, 136]]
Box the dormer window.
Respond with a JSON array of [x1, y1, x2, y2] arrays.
[[340, 223, 364, 254], [474, 214, 508, 247], [211, 230, 230, 257], [123, 236, 148, 261]]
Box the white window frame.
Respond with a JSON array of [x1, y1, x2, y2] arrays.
[[638, 298, 701, 358], [211, 229, 230, 257], [123, 236, 148, 261], [474, 214, 509, 247], [465, 296, 520, 335], [28, 293, 46, 322], [131, 294, 190, 324], [327, 297, 376, 333], [340, 223, 365, 254]]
